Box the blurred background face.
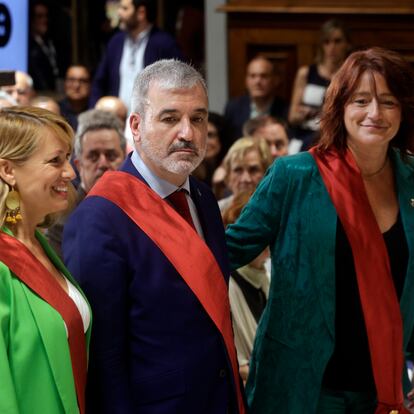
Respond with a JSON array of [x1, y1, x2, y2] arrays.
[[254, 123, 289, 159], [64, 66, 91, 102], [245, 58, 276, 101], [205, 122, 222, 160], [2, 72, 33, 106], [118, 0, 139, 31], [76, 129, 125, 192], [31, 98, 61, 115], [95, 97, 128, 126], [228, 149, 265, 195], [322, 29, 349, 64], [32, 4, 49, 36]]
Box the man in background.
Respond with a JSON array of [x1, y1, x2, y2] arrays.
[[224, 56, 289, 145], [28, 1, 59, 92], [95, 95, 128, 126], [47, 109, 126, 257], [90, 0, 183, 111], [243, 115, 290, 159]]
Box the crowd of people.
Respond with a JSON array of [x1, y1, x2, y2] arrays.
[[1, 1, 414, 413]]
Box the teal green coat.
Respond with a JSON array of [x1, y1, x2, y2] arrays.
[[0, 229, 92, 414], [226, 150, 414, 414]]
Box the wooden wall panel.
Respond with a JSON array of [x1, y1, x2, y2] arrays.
[[222, 6, 414, 101]]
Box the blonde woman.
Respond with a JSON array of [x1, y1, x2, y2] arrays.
[[0, 107, 91, 413]]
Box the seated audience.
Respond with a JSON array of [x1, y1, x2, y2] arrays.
[[224, 55, 289, 146], [46, 109, 127, 257], [222, 190, 270, 383], [59, 65, 91, 130], [218, 137, 271, 212], [289, 19, 351, 149]]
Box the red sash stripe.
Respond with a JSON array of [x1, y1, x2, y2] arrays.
[[88, 171, 246, 414], [310, 147, 408, 414], [0, 232, 86, 414]]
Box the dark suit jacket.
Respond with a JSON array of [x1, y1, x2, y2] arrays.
[[62, 156, 241, 414], [224, 94, 289, 145], [90, 28, 183, 106]]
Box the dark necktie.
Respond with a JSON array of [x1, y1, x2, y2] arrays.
[[167, 189, 196, 230]]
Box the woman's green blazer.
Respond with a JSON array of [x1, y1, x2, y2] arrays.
[[226, 150, 414, 414], [0, 229, 91, 414]]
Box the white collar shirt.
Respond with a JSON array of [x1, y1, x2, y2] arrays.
[[119, 26, 151, 112], [130, 150, 205, 238]]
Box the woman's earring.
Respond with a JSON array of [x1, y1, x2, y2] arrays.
[[5, 188, 22, 224]]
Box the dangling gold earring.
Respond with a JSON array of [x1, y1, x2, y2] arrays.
[[5, 187, 22, 224]]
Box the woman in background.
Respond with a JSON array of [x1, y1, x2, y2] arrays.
[[288, 19, 351, 149]]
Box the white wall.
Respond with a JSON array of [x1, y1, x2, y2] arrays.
[[205, 0, 228, 114]]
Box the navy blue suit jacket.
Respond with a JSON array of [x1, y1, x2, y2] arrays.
[[63, 157, 241, 414], [224, 94, 289, 145], [90, 27, 183, 106]]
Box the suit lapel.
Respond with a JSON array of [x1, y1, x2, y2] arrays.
[[392, 151, 414, 348], [23, 286, 78, 412], [37, 231, 92, 346], [308, 156, 337, 339], [189, 178, 229, 279], [19, 234, 81, 413]]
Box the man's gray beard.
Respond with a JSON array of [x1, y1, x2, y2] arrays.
[[140, 135, 206, 176]]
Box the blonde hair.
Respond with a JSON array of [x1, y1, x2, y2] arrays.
[[0, 106, 75, 227], [222, 137, 272, 178]]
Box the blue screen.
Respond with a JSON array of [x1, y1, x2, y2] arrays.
[[0, 0, 28, 71]]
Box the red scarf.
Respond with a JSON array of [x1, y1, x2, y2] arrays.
[[310, 147, 408, 414], [88, 171, 246, 414], [0, 231, 86, 414]]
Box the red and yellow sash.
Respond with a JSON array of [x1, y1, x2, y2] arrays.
[[310, 147, 408, 414], [0, 232, 86, 414], [88, 171, 246, 414]]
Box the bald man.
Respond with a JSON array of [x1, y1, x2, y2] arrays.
[[95, 96, 128, 125]]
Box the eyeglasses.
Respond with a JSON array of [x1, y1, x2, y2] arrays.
[[65, 77, 90, 85]]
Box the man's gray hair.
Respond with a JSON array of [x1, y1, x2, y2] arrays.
[[130, 59, 207, 115], [74, 109, 127, 158]]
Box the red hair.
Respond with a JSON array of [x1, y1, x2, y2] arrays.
[[316, 47, 414, 154]]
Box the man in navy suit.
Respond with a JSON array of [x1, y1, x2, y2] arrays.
[[224, 55, 289, 146], [63, 60, 245, 414], [90, 0, 183, 109]]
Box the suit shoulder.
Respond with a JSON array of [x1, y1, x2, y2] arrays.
[[106, 31, 126, 49], [225, 95, 249, 112], [148, 27, 179, 45]]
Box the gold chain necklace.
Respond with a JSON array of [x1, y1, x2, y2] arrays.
[[361, 158, 389, 179]]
